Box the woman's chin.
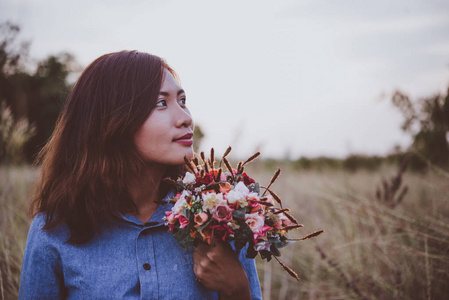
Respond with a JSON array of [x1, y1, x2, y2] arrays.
[[182, 148, 194, 161], [171, 148, 194, 165]]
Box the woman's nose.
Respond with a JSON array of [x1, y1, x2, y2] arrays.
[[174, 106, 193, 128]]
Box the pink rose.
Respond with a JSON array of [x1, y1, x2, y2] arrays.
[[253, 225, 272, 243], [178, 215, 189, 229], [165, 212, 176, 224], [194, 212, 209, 226], [245, 213, 265, 232], [212, 202, 233, 223]]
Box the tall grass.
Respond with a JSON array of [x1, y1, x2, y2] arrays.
[[1, 163, 448, 299], [0, 166, 38, 300], [249, 163, 449, 299]]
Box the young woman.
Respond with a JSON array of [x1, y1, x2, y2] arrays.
[[19, 51, 262, 299]]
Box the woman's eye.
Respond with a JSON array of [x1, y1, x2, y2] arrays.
[[179, 97, 187, 106], [156, 99, 167, 107]]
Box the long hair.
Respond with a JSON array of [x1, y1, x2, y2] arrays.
[[31, 50, 182, 244]]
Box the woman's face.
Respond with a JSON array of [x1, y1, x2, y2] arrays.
[[134, 69, 194, 165]]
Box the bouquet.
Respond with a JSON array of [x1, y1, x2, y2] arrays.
[[163, 147, 323, 281]]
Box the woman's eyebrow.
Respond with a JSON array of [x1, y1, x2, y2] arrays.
[[158, 89, 185, 96]]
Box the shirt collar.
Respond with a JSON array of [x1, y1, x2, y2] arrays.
[[120, 190, 175, 227]]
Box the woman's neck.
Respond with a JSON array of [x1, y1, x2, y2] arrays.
[[129, 163, 167, 223]]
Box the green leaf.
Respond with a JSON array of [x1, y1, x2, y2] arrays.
[[235, 240, 247, 250], [197, 216, 214, 231], [275, 240, 295, 249], [246, 243, 258, 259], [248, 183, 260, 194], [235, 222, 252, 239], [173, 228, 194, 248], [270, 245, 281, 257], [260, 250, 272, 262], [181, 208, 191, 219], [232, 208, 246, 220], [267, 236, 281, 243]]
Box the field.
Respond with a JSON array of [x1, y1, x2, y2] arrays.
[[1, 163, 448, 299]]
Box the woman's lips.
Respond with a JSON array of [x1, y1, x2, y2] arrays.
[[174, 138, 193, 146], [173, 133, 193, 146]]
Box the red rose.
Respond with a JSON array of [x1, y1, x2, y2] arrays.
[[243, 173, 255, 185], [195, 173, 214, 187], [210, 224, 234, 242]]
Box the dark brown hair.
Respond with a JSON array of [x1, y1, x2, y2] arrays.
[[31, 50, 182, 244]]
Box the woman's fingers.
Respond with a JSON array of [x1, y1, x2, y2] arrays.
[[193, 241, 251, 298], [195, 241, 235, 261]]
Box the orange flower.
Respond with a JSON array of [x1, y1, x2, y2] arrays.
[[199, 226, 212, 244], [194, 212, 209, 226], [219, 182, 232, 194]]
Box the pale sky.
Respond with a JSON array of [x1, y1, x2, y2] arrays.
[[2, 0, 449, 159]]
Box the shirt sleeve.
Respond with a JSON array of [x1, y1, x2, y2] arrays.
[[19, 214, 66, 300], [237, 244, 263, 300]]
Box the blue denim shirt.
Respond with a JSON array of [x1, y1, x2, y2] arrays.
[[19, 193, 262, 299]]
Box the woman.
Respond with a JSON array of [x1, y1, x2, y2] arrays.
[[19, 51, 262, 299]]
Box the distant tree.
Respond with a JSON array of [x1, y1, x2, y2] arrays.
[[0, 22, 29, 76], [0, 21, 30, 117], [24, 53, 77, 160], [0, 21, 79, 162], [392, 87, 449, 171]]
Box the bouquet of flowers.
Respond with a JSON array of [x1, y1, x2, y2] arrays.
[[163, 147, 323, 281]]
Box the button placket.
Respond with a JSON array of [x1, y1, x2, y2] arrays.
[[136, 228, 158, 299]]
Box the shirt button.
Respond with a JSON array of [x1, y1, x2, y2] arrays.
[[143, 263, 151, 270]]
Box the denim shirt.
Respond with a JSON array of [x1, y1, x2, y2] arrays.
[[19, 193, 262, 299]]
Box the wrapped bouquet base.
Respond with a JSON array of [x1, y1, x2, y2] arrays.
[[163, 147, 324, 281]]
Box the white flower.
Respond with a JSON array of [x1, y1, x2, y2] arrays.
[[227, 189, 245, 205], [172, 198, 186, 214], [202, 192, 224, 212], [234, 181, 249, 196], [254, 241, 272, 252], [248, 192, 259, 199], [181, 190, 191, 198], [172, 190, 191, 214], [182, 172, 196, 185]]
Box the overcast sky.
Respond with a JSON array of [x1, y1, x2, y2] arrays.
[[2, 0, 449, 159]]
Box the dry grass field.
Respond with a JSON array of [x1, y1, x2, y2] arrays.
[[1, 163, 448, 299], [249, 162, 449, 300]]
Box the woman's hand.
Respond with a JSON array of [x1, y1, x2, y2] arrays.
[[193, 241, 251, 300]]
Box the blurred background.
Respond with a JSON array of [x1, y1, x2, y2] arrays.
[[1, 1, 448, 299]]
